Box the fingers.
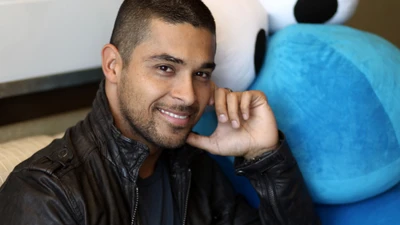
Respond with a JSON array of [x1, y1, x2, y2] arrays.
[[227, 92, 240, 128], [214, 88, 268, 128], [240, 91, 251, 121], [214, 88, 230, 123], [208, 82, 217, 106], [213, 87, 246, 128]]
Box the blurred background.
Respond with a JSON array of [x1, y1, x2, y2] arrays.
[[346, 0, 399, 48], [0, 0, 399, 143]]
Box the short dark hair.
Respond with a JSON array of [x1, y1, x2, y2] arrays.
[[110, 0, 216, 65]]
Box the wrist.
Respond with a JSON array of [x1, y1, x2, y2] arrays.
[[243, 142, 280, 160]]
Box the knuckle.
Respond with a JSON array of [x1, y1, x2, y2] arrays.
[[226, 92, 236, 99], [258, 91, 267, 98], [218, 87, 227, 93]]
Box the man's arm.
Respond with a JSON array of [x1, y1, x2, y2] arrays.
[[0, 170, 79, 225], [234, 132, 320, 224], [188, 86, 320, 224], [201, 135, 320, 225]]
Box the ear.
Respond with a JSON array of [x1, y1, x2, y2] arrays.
[[101, 44, 123, 84]]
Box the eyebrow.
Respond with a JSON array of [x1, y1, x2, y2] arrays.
[[201, 62, 216, 71], [147, 54, 216, 71], [149, 54, 185, 64]]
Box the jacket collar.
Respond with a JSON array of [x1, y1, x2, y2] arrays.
[[83, 80, 148, 181]]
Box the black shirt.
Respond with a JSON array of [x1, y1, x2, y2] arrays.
[[137, 159, 180, 225]]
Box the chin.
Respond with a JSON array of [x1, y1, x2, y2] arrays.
[[157, 138, 187, 150], [153, 129, 190, 150]]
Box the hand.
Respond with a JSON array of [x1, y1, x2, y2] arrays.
[[187, 85, 279, 160]]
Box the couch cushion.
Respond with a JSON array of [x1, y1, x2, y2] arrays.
[[0, 134, 63, 186]]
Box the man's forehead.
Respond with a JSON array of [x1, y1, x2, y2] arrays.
[[147, 17, 215, 41], [133, 19, 216, 62]]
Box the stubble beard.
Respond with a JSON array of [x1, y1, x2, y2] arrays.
[[118, 92, 194, 150], [124, 108, 191, 150]]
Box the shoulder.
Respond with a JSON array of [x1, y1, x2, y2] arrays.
[[0, 137, 83, 224], [11, 127, 99, 181]]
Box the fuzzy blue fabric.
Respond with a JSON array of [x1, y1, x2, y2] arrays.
[[316, 182, 400, 225], [249, 24, 400, 204]]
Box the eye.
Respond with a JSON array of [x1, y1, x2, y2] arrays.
[[158, 65, 173, 73], [254, 29, 267, 76], [294, 0, 338, 24], [195, 71, 211, 80]]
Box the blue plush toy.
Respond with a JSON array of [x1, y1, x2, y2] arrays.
[[194, 23, 400, 224], [316, 182, 400, 225], [196, 0, 400, 224], [251, 24, 400, 204]]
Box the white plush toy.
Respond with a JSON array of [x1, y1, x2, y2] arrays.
[[202, 0, 359, 91], [202, 0, 268, 91], [259, 0, 359, 33]]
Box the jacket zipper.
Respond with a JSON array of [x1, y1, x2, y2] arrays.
[[131, 187, 140, 225], [130, 153, 148, 225], [266, 175, 285, 224], [182, 169, 191, 225]]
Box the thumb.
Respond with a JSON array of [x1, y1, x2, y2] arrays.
[[186, 132, 216, 154]]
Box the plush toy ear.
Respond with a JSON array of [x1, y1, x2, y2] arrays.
[[202, 0, 268, 91], [259, 0, 359, 33]]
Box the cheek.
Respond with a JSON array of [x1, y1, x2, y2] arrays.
[[119, 74, 148, 112], [119, 82, 138, 111], [128, 71, 162, 101]]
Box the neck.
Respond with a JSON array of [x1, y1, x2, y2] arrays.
[[139, 148, 163, 179]]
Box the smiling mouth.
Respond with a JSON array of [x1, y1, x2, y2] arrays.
[[158, 109, 189, 119]]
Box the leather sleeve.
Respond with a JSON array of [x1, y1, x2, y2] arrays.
[[234, 132, 321, 225], [0, 169, 79, 225]]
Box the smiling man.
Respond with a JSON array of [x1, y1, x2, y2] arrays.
[[0, 0, 320, 224]]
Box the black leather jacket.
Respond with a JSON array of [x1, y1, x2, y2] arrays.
[[0, 82, 320, 225]]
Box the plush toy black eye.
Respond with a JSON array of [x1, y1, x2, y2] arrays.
[[254, 29, 267, 76], [294, 0, 338, 24]]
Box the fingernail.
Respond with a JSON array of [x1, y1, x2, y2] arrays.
[[232, 120, 239, 128], [242, 113, 249, 120], [219, 114, 227, 122]]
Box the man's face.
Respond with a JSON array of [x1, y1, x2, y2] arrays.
[[117, 19, 216, 150]]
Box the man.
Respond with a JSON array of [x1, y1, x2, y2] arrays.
[[0, 0, 320, 224]]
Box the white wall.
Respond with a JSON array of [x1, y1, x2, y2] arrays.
[[0, 0, 122, 83]]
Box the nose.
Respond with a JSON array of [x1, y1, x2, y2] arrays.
[[294, 0, 338, 24], [170, 75, 196, 106]]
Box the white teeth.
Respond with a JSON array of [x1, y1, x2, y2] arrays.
[[160, 109, 188, 119]]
